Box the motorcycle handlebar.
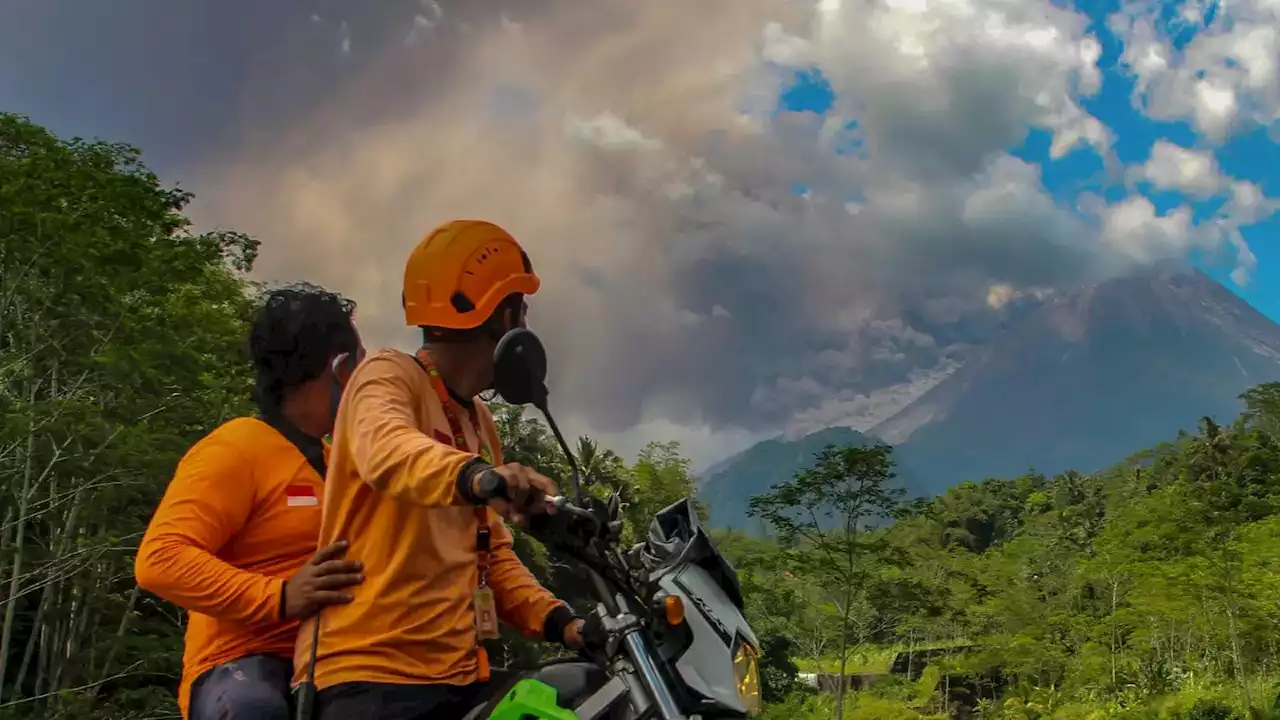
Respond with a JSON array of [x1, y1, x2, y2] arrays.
[[546, 495, 596, 520], [478, 472, 587, 520]]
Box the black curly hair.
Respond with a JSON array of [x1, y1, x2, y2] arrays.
[[248, 283, 359, 413]]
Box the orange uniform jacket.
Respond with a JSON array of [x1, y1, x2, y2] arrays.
[[134, 418, 327, 718], [294, 349, 566, 691]]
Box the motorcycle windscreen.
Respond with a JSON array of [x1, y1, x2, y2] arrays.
[[639, 498, 745, 611]]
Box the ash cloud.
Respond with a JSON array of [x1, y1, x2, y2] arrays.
[[7, 0, 1270, 465], [185, 0, 1263, 453]]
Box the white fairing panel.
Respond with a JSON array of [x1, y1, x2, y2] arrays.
[[655, 563, 759, 715]]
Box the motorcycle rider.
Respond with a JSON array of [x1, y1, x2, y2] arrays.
[[294, 220, 585, 720], [136, 285, 367, 719]]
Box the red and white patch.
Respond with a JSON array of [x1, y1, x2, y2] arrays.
[[285, 484, 320, 507]]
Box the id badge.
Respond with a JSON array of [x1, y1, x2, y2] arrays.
[[474, 586, 499, 640]]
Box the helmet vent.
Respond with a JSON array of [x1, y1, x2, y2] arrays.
[[450, 291, 476, 314]]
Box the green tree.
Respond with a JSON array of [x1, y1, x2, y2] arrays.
[[747, 442, 904, 720], [715, 531, 812, 702], [0, 113, 257, 717], [621, 441, 705, 544], [1240, 383, 1280, 442]]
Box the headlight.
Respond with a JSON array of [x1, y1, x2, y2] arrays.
[[732, 637, 762, 717]]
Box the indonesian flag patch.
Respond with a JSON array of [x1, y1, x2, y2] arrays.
[[285, 484, 319, 507]]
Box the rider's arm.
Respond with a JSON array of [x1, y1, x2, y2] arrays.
[[486, 513, 577, 643], [347, 354, 478, 507], [134, 436, 285, 624]]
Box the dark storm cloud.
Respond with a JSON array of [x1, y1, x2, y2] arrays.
[[0, 0, 529, 172], [0, 0, 276, 171]]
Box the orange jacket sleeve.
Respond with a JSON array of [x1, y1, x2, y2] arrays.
[[473, 407, 571, 639], [486, 512, 569, 639], [134, 437, 284, 624], [346, 354, 477, 507]]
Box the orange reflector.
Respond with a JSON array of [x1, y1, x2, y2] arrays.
[[664, 595, 686, 626]]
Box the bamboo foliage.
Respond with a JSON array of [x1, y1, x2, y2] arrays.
[[0, 113, 257, 718]]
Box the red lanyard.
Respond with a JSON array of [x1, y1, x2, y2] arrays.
[[412, 349, 494, 588]]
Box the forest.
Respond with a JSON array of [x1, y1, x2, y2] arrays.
[[4, 112, 1280, 720]]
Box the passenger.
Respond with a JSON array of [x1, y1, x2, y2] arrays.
[[295, 220, 584, 720], [135, 285, 367, 719]]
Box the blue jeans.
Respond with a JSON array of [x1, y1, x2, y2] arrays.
[[189, 654, 292, 720]]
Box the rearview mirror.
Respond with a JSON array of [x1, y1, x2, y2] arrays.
[[492, 328, 587, 504], [492, 328, 549, 409]]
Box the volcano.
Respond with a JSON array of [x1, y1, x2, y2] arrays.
[[700, 266, 1280, 529], [875, 265, 1280, 492]]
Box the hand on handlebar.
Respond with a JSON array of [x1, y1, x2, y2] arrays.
[[569, 614, 610, 661], [471, 463, 559, 525]]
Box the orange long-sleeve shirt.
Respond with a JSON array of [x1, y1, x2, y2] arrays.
[[293, 349, 565, 691], [135, 417, 327, 718]]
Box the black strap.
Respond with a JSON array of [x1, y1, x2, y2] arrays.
[[408, 352, 478, 408], [257, 411, 327, 480]]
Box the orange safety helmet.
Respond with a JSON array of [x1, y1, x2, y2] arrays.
[[402, 219, 540, 329]]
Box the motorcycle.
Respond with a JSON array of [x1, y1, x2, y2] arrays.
[[461, 328, 764, 720]]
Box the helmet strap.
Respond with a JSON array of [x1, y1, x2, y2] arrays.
[[485, 321, 508, 344], [483, 296, 522, 342]]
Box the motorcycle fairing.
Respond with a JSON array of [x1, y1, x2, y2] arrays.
[[638, 499, 759, 717]]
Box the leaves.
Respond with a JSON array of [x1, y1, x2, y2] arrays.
[[0, 113, 254, 717]]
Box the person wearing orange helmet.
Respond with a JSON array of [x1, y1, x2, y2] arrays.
[[293, 220, 584, 720]]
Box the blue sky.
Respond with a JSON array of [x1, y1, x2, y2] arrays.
[[777, 0, 1280, 323]]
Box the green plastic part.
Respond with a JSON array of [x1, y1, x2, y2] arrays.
[[485, 678, 581, 720]]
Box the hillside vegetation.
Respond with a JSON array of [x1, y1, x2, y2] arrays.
[[732, 391, 1280, 720], [699, 426, 879, 532], [5, 114, 1280, 720]]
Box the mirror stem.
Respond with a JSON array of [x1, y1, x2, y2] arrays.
[[536, 402, 585, 504]]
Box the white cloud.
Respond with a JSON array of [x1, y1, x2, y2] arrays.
[[1093, 188, 1269, 285], [777, 0, 1111, 179], [1112, 0, 1280, 143], [1135, 139, 1223, 197], [1100, 196, 1200, 263], [1224, 179, 1280, 226], [1122, 139, 1277, 283], [406, 0, 443, 44], [590, 418, 770, 475]]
